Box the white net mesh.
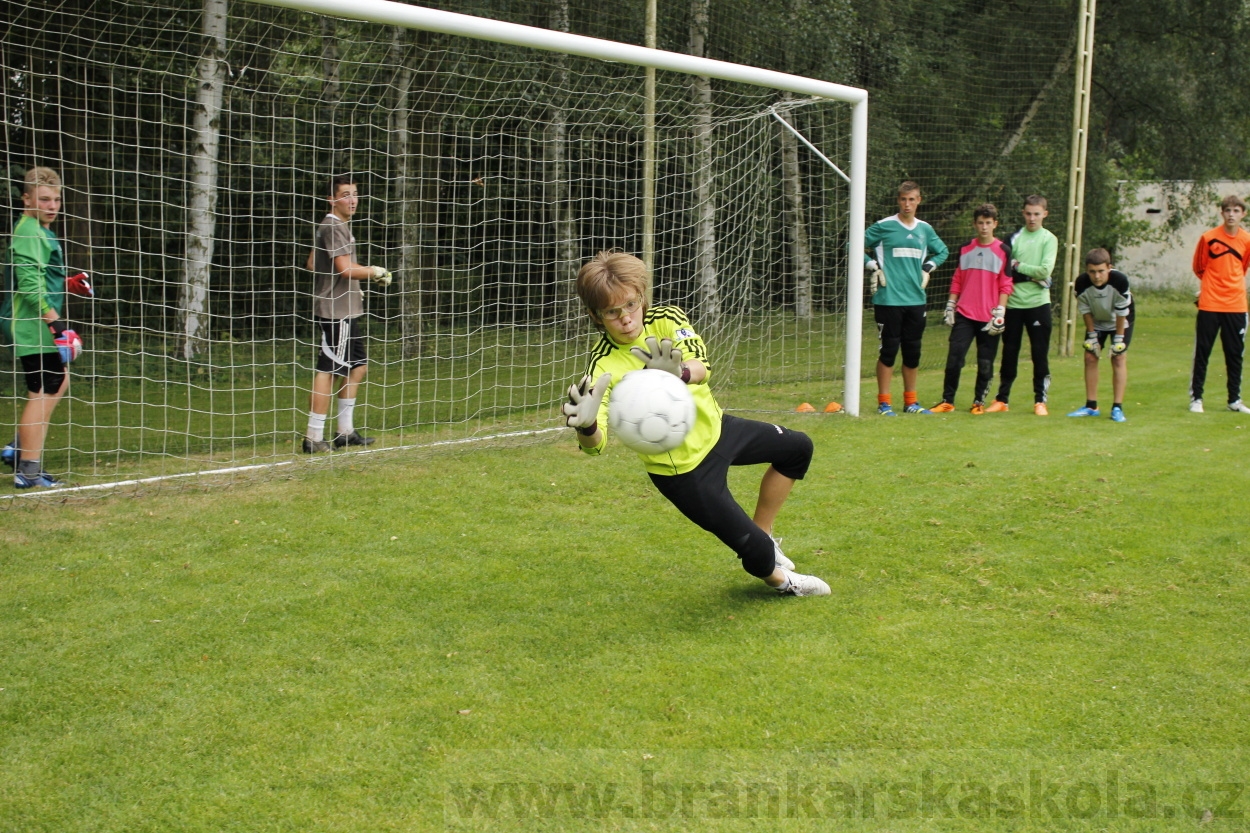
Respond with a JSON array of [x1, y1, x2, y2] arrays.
[[0, 0, 853, 495]]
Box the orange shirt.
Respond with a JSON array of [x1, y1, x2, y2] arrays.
[[1193, 225, 1250, 313]]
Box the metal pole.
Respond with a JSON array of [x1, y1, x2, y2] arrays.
[[1059, 0, 1096, 356], [642, 0, 657, 286], [844, 98, 868, 416]]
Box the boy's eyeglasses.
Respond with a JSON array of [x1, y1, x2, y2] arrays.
[[599, 297, 642, 321]]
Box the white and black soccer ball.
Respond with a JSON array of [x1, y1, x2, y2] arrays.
[[608, 368, 696, 455]]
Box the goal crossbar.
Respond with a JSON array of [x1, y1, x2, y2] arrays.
[[244, 0, 869, 414]]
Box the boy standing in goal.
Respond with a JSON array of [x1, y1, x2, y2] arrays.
[[562, 251, 830, 597], [864, 181, 949, 415], [0, 167, 79, 488], [929, 203, 1013, 414], [1067, 249, 1134, 423], [1188, 194, 1250, 414], [301, 174, 391, 453], [985, 195, 1058, 415]]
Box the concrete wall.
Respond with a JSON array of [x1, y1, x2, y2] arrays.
[[1113, 181, 1250, 290]]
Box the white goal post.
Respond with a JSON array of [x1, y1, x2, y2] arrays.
[[248, 0, 869, 414]]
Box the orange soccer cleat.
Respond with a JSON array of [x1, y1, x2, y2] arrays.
[[984, 400, 1009, 413], [1034, 402, 1049, 416], [930, 401, 955, 413], [970, 402, 986, 415]]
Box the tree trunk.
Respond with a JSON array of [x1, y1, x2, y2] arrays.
[[180, 0, 227, 361], [779, 97, 812, 319], [546, 0, 578, 331], [389, 27, 419, 357], [320, 18, 344, 175], [406, 31, 444, 359], [689, 0, 719, 323]]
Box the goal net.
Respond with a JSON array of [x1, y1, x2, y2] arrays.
[[0, 0, 865, 495]]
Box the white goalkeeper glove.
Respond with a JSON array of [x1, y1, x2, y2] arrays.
[[1111, 334, 1127, 355], [562, 373, 610, 432], [1083, 331, 1101, 357], [943, 299, 957, 327], [921, 262, 934, 290], [866, 260, 884, 295], [630, 336, 684, 377], [984, 305, 1006, 336], [369, 265, 393, 287]]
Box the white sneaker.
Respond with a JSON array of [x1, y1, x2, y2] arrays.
[[776, 570, 830, 597], [1229, 400, 1250, 414], [771, 536, 795, 571], [1190, 399, 1204, 413]]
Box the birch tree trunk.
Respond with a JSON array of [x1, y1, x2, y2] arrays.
[[689, 0, 719, 322], [389, 27, 421, 357], [545, 0, 578, 331], [779, 97, 812, 319], [180, 0, 226, 361]]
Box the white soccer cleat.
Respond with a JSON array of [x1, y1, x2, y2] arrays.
[[1228, 400, 1250, 414], [776, 570, 830, 597], [1190, 399, 1204, 413], [771, 536, 795, 572]]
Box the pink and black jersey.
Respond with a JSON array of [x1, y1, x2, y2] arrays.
[[951, 237, 1014, 322]]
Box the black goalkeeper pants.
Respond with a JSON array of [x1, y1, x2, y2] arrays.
[[650, 415, 813, 578], [942, 314, 1001, 405], [995, 304, 1052, 404], [1191, 310, 1248, 404]]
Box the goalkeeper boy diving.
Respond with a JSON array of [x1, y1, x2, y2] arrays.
[[562, 251, 830, 596]]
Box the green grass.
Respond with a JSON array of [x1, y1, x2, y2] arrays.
[[2, 298, 1249, 831]]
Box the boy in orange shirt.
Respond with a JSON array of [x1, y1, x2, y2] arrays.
[[1190, 194, 1250, 413]]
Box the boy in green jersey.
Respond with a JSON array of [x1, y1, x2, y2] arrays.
[[562, 251, 830, 596], [0, 167, 76, 488], [986, 195, 1059, 415], [864, 181, 949, 415]]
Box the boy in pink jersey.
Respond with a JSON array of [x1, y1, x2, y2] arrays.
[[929, 204, 1014, 414]]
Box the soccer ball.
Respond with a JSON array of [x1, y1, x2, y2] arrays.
[[608, 369, 696, 455]]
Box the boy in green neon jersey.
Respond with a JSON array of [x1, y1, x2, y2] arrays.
[[985, 195, 1059, 415], [562, 251, 830, 596]]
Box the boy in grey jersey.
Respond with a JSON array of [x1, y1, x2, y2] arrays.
[[301, 175, 392, 453], [1067, 249, 1134, 423]]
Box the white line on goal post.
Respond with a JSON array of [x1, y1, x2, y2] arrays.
[[242, 0, 868, 415]]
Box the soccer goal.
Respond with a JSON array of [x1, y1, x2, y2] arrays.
[[0, 0, 866, 497]]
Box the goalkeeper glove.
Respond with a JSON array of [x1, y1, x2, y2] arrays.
[[629, 336, 684, 377], [1111, 334, 1127, 355], [921, 262, 934, 290], [53, 327, 82, 363], [943, 299, 957, 327], [66, 272, 94, 298], [984, 306, 1006, 336], [866, 260, 884, 295], [369, 266, 393, 287], [1083, 331, 1101, 357], [562, 373, 610, 432]]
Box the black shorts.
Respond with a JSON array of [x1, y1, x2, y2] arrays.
[[1094, 318, 1134, 350], [873, 303, 927, 368], [315, 317, 368, 376], [20, 351, 66, 394]]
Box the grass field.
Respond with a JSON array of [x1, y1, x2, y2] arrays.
[[2, 295, 1249, 831]]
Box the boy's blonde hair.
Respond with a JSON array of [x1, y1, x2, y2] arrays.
[[23, 166, 62, 194], [898, 180, 921, 196], [1023, 194, 1048, 209], [576, 251, 649, 327], [1220, 194, 1247, 212]]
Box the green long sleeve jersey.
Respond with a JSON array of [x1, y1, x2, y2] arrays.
[[1005, 226, 1058, 309], [864, 215, 948, 307]]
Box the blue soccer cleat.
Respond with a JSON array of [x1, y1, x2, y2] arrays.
[[14, 470, 61, 489], [1067, 406, 1100, 417], [1109, 406, 1127, 423], [0, 437, 16, 471], [903, 403, 932, 414], [877, 403, 897, 417]]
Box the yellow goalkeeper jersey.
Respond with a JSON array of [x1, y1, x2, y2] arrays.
[[579, 305, 722, 476]]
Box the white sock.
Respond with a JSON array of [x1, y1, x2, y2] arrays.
[[306, 413, 326, 442], [336, 397, 355, 436], [774, 572, 792, 591]]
